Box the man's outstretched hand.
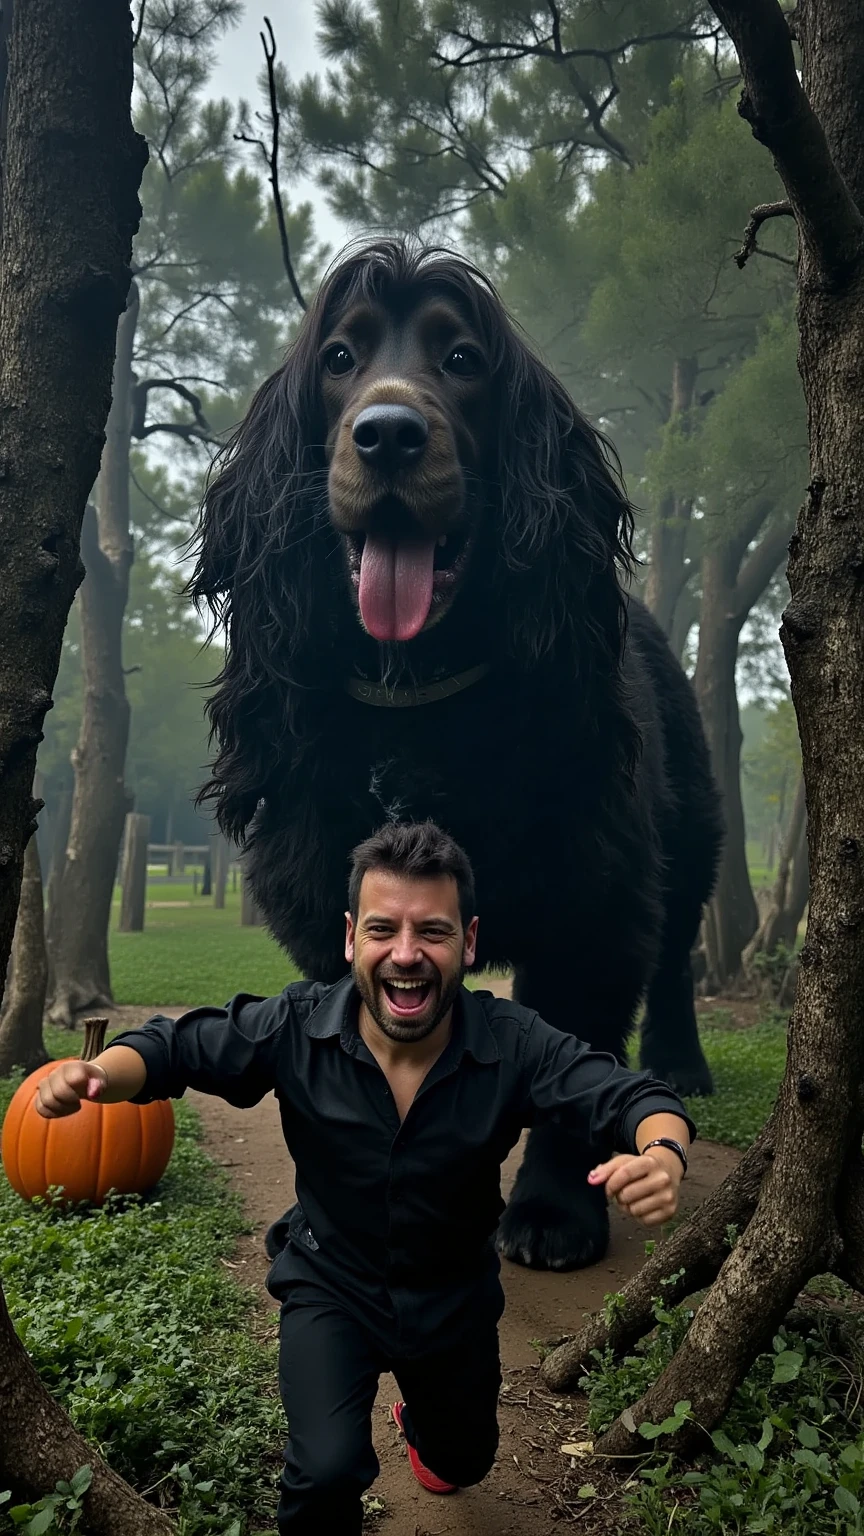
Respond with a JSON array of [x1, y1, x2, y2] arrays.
[[35, 1061, 109, 1119], [587, 1150, 683, 1226]]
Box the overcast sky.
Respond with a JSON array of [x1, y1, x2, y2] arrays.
[[209, 0, 351, 255]]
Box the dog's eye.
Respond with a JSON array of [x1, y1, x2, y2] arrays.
[[324, 345, 355, 377], [443, 346, 483, 378]]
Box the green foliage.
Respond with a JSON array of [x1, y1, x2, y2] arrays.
[[581, 1299, 864, 1535], [0, 1062, 284, 1534], [0, 1467, 92, 1534], [295, 0, 713, 231], [583, 79, 787, 373], [583, 1275, 695, 1435], [750, 942, 798, 1001], [679, 312, 805, 523]]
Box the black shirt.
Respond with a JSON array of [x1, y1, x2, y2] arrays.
[[111, 977, 695, 1354]]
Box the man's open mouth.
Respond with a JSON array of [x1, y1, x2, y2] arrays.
[[344, 522, 471, 643], [380, 977, 435, 1016]]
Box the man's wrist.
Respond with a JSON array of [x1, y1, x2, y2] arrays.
[[89, 1045, 148, 1103], [642, 1140, 687, 1182]]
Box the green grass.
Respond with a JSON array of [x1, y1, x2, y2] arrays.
[[1, 1029, 284, 1534], [108, 885, 298, 1007], [624, 1005, 788, 1152], [681, 1008, 788, 1150]]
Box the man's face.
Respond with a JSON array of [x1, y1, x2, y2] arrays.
[[345, 869, 478, 1043]]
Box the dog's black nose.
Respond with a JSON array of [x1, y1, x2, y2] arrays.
[[352, 404, 429, 470]]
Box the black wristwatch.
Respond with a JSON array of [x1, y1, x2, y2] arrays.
[[641, 1137, 688, 1177]]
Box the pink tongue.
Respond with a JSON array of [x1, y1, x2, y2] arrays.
[[358, 533, 437, 642]]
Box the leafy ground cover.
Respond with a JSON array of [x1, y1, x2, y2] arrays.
[[575, 1273, 864, 1535], [0, 1027, 284, 1535]]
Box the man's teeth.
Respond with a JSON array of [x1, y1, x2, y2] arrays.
[[387, 979, 427, 990]]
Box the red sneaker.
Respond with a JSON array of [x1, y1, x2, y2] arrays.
[[391, 1401, 458, 1494]]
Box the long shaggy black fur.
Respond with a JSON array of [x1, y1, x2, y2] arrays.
[[190, 239, 723, 1271]]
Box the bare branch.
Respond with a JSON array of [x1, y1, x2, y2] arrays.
[[747, 243, 796, 269], [135, 420, 221, 446], [428, 13, 720, 174], [435, 22, 720, 71], [235, 18, 307, 313], [710, 0, 864, 281], [131, 377, 222, 447], [734, 198, 794, 269]]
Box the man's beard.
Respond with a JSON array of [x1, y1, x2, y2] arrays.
[[352, 960, 466, 1042]]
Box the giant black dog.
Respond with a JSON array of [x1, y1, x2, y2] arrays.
[[192, 240, 723, 1270]]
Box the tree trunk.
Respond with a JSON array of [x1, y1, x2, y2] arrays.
[[668, 585, 700, 664], [48, 289, 139, 1026], [43, 785, 72, 1004], [201, 852, 212, 897], [0, 1, 11, 237], [241, 870, 263, 926], [0, 1286, 174, 1533], [745, 772, 809, 966], [213, 831, 230, 909], [118, 811, 149, 932], [694, 512, 794, 988], [0, 831, 48, 1074], [0, 0, 145, 1017], [694, 545, 759, 985], [0, 0, 156, 1523], [542, 0, 864, 1458], [645, 356, 698, 639]]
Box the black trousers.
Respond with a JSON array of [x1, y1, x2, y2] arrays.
[[276, 1282, 501, 1533]]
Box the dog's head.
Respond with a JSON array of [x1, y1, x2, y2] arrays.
[[321, 259, 494, 644], [192, 239, 634, 673]]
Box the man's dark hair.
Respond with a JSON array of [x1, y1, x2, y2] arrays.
[[348, 821, 476, 927]]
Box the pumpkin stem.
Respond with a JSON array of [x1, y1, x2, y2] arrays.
[[81, 1017, 110, 1062]]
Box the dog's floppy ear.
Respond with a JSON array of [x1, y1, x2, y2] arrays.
[[189, 350, 335, 677], [492, 328, 635, 675], [188, 302, 338, 837]]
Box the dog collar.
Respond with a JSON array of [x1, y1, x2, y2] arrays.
[[344, 662, 490, 708]]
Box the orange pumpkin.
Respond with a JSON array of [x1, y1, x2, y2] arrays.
[[1, 1016, 175, 1205]]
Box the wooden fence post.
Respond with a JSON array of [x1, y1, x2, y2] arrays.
[[118, 813, 150, 933], [171, 840, 185, 876]]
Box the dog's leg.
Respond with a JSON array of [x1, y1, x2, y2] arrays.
[[496, 965, 640, 1272], [641, 966, 713, 1097], [640, 917, 714, 1098]]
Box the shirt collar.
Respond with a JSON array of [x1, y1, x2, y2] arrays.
[[304, 975, 499, 1063]]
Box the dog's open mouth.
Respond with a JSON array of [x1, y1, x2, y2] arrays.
[[344, 523, 471, 642]]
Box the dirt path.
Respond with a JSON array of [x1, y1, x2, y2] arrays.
[[106, 1000, 739, 1533]]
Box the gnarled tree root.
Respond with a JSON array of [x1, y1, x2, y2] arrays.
[[0, 1288, 175, 1534], [541, 1129, 773, 1392], [545, 1133, 864, 1462]]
